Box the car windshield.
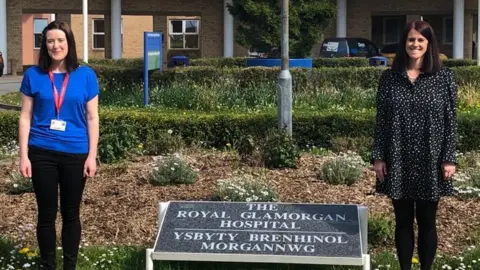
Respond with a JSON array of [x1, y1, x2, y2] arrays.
[[320, 40, 348, 57]]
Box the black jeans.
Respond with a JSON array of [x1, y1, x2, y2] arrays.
[[29, 146, 88, 270], [392, 199, 439, 270]]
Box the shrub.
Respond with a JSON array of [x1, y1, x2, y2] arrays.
[[98, 119, 143, 164], [149, 154, 198, 186], [330, 136, 373, 163], [214, 174, 277, 202], [236, 134, 264, 166], [319, 151, 366, 185], [442, 59, 477, 67], [190, 57, 247, 68], [5, 170, 33, 195], [452, 169, 480, 199], [143, 129, 185, 155], [368, 215, 395, 246], [0, 140, 18, 159], [2, 109, 480, 164], [313, 57, 369, 67], [263, 129, 301, 169], [0, 235, 40, 269], [88, 58, 144, 68], [84, 63, 480, 99]]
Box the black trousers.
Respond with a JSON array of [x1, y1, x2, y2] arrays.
[[29, 146, 88, 270], [392, 199, 439, 270]]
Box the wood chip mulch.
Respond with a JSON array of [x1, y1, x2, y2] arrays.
[[0, 151, 478, 256]]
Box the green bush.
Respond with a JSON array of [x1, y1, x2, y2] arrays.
[[442, 59, 478, 67], [189, 57, 370, 68], [368, 215, 395, 246], [214, 174, 277, 202], [143, 129, 185, 155], [5, 171, 33, 195], [236, 134, 264, 166], [263, 128, 301, 169], [190, 57, 247, 68], [319, 151, 366, 185], [149, 154, 198, 186], [313, 57, 369, 67], [85, 63, 480, 98], [88, 58, 144, 68], [97, 118, 143, 163], [88, 64, 144, 91], [2, 109, 480, 164], [330, 136, 373, 162]]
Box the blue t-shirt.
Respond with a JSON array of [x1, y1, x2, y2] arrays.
[[20, 65, 99, 154]]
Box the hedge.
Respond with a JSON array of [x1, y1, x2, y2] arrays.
[[87, 64, 480, 96], [1, 109, 480, 163], [88, 56, 480, 69]]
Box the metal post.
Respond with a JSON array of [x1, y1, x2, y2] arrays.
[[145, 248, 154, 270], [478, 0, 480, 65], [277, 0, 292, 135], [83, 0, 88, 63], [0, 0, 8, 75]]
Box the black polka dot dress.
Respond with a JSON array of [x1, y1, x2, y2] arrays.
[[371, 67, 457, 201]]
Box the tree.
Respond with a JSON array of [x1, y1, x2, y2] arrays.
[[226, 0, 336, 58]]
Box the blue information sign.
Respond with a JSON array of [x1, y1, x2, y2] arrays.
[[143, 32, 163, 106]]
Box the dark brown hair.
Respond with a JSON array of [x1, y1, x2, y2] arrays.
[[38, 20, 79, 73], [391, 20, 442, 73]]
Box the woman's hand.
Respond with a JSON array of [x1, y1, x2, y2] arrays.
[[19, 156, 32, 178], [441, 162, 456, 180], [83, 156, 97, 177], [374, 160, 387, 180]]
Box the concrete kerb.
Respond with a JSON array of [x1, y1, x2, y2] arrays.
[[0, 102, 20, 111]]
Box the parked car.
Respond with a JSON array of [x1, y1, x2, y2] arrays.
[[380, 43, 448, 66], [0, 51, 3, 77], [319, 37, 381, 58]]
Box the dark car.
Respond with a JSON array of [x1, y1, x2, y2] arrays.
[[320, 37, 381, 58], [0, 52, 4, 77]]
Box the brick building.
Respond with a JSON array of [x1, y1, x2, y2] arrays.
[[0, 0, 478, 75], [21, 13, 154, 66]]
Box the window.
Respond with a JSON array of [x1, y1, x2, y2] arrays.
[[443, 16, 453, 44], [367, 43, 379, 57], [92, 18, 123, 50], [34, 18, 48, 49], [93, 19, 105, 49], [169, 19, 200, 49], [383, 17, 402, 44]]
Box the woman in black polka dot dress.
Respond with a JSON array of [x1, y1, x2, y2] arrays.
[[371, 20, 457, 270]]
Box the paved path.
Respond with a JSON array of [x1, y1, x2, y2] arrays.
[[0, 75, 22, 96], [0, 75, 22, 111]]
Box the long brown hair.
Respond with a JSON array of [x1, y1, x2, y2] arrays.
[[391, 20, 442, 73], [38, 20, 79, 73]]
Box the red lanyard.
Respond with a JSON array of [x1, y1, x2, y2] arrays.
[[48, 71, 70, 117]]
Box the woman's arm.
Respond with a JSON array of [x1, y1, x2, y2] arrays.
[[371, 70, 389, 163], [86, 95, 99, 160], [19, 93, 33, 177], [441, 68, 458, 165], [84, 95, 99, 177]]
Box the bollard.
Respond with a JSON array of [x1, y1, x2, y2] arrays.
[[10, 59, 18, 76]]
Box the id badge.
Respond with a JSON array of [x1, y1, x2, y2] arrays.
[[50, 119, 67, 131]]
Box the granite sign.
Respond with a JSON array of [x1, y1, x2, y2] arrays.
[[151, 200, 365, 256], [146, 201, 369, 270]]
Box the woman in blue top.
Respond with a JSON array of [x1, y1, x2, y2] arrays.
[[18, 20, 99, 270]]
